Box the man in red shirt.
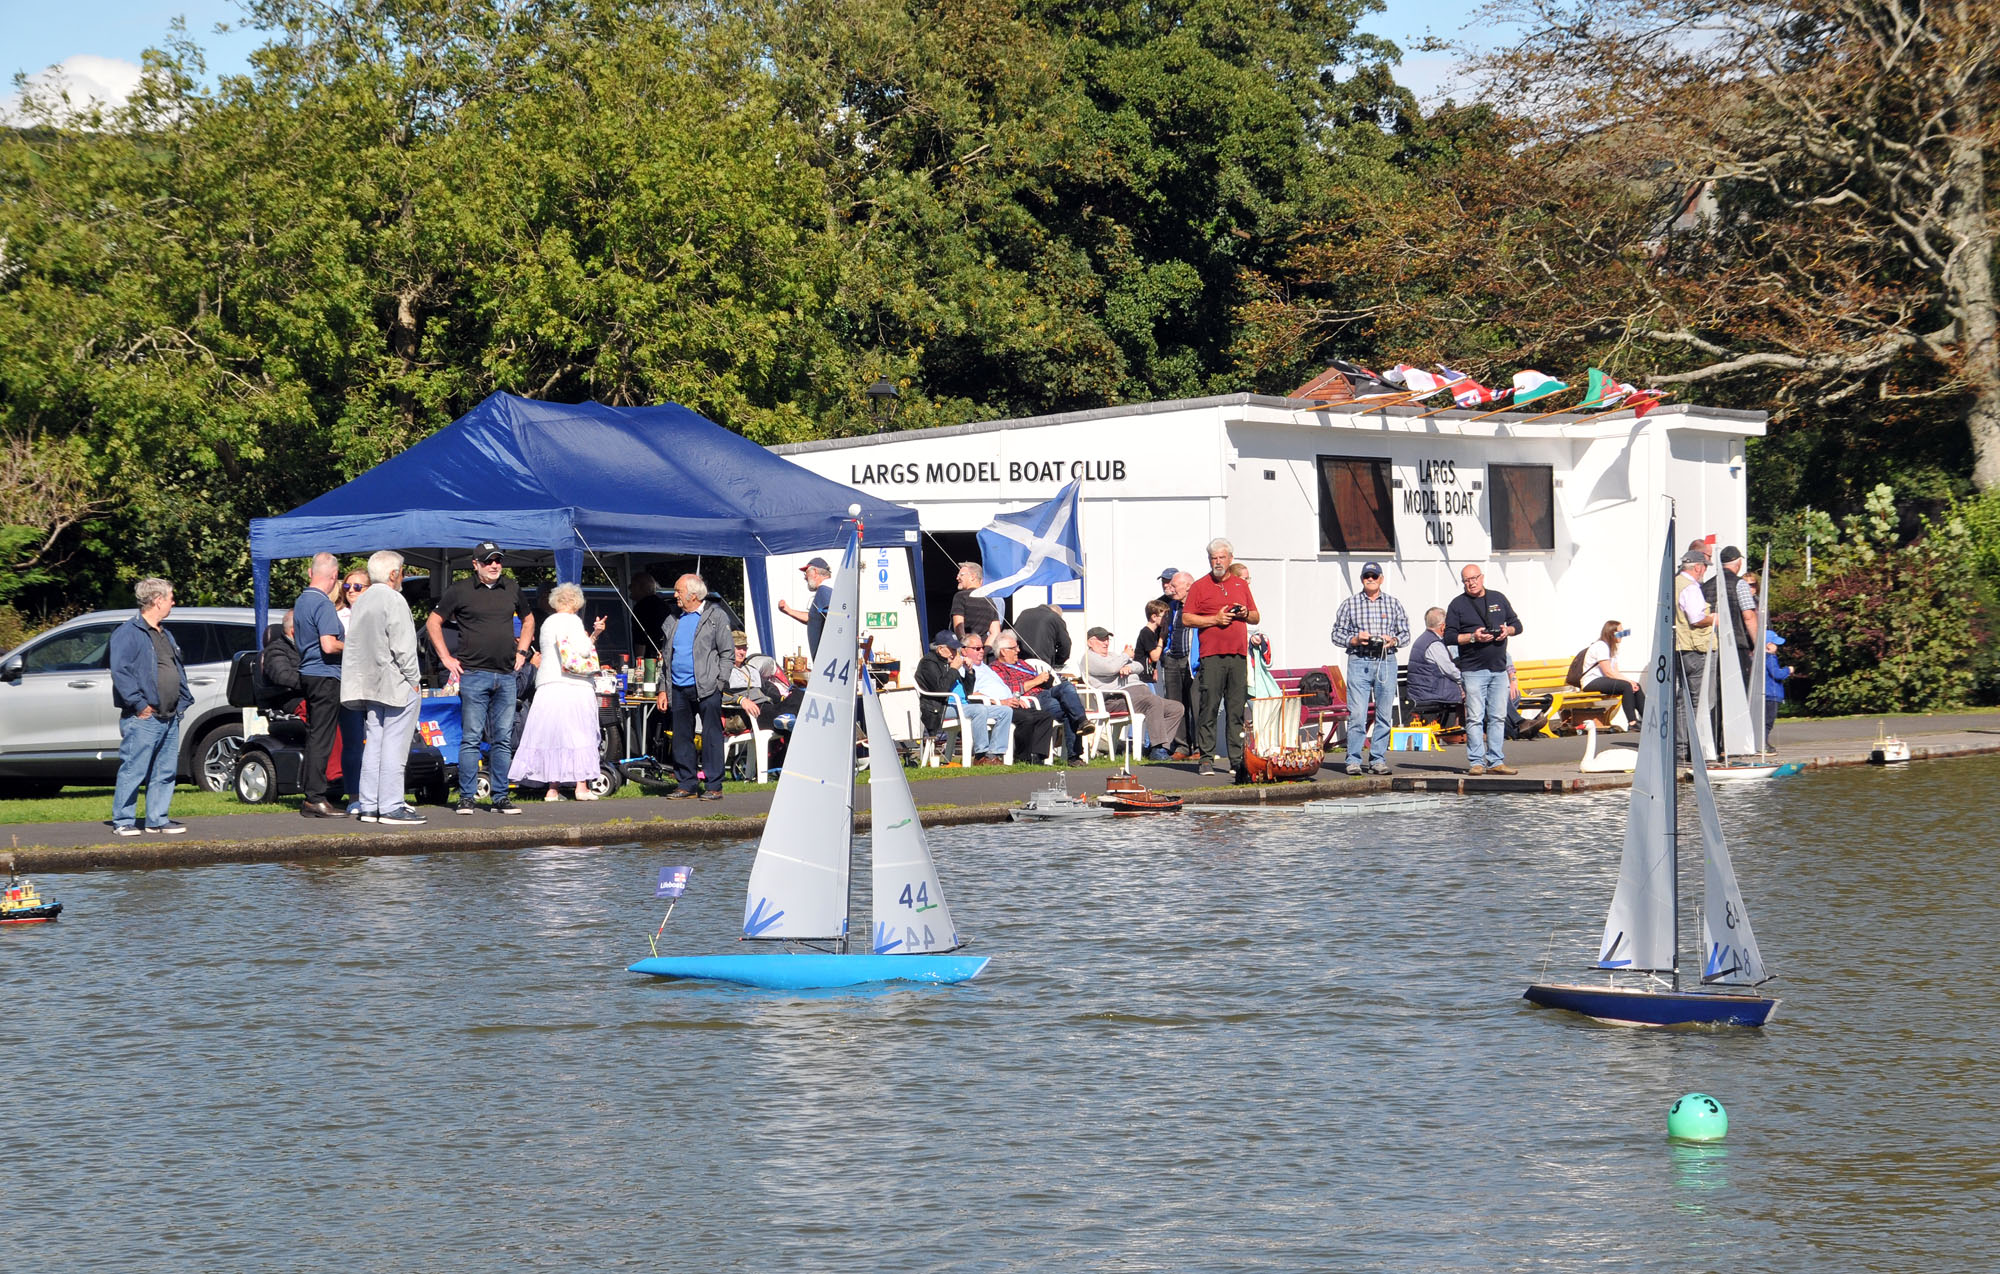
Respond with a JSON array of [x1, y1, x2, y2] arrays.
[[1182, 538, 1260, 776]]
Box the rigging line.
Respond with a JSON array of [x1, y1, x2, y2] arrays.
[[570, 528, 651, 641]]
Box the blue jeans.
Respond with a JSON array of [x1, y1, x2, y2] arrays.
[[458, 667, 519, 801], [1462, 669, 1509, 768], [951, 701, 1013, 757], [358, 698, 422, 814], [1345, 655, 1397, 765], [112, 712, 182, 829]]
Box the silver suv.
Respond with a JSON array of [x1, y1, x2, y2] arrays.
[[0, 607, 259, 798]]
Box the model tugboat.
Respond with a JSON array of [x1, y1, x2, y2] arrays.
[[1099, 770, 1184, 814], [2, 859, 62, 924], [1008, 772, 1113, 822]]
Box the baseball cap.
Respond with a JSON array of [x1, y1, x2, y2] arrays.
[[1720, 545, 1744, 565], [472, 541, 504, 563], [1087, 626, 1113, 640], [931, 629, 961, 650], [1158, 566, 1179, 582], [1360, 561, 1383, 578], [1766, 631, 1786, 646], [1680, 550, 1708, 565], [801, 556, 831, 574], [730, 629, 748, 647]]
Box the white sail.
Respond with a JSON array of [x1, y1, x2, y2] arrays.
[[1687, 684, 1772, 986], [1713, 570, 1756, 759], [742, 535, 861, 942], [1748, 544, 1770, 753], [1597, 523, 1681, 974], [1694, 639, 1718, 762], [860, 676, 961, 955]]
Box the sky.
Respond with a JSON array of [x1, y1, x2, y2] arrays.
[[3, 0, 1490, 119]]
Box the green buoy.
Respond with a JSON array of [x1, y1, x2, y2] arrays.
[[1667, 1092, 1728, 1141]]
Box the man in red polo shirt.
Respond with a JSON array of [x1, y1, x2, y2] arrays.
[[1183, 538, 1260, 777]]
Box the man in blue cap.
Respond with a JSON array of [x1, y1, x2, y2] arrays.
[[1331, 561, 1409, 776], [777, 556, 835, 657]]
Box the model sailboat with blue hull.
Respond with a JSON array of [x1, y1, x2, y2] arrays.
[[628, 529, 989, 991], [1524, 516, 1779, 1027]]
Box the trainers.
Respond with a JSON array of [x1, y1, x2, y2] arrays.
[[699, 791, 724, 801], [112, 824, 142, 837], [667, 789, 701, 799], [378, 806, 427, 825], [1369, 762, 1392, 776], [455, 797, 478, 816], [1467, 765, 1486, 776], [1487, 763, 1519, 775], [356, 810, 381, 823], [1345, 763, 1363, 776], [1199, 759, 1216, 776], [490, 797, 522, 815], [143, 821, 187, 835]]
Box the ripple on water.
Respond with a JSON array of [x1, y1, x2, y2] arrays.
[[5, 756, 2000, 1269]]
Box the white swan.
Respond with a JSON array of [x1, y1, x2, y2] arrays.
[[1580, 719, 1638, 773]]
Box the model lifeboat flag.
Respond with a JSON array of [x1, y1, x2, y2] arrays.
[[972, 478, 1084, 599], [1384, 364, 1451, 399]]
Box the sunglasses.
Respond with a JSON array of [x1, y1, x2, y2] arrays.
[[344, 583, 367, 591]]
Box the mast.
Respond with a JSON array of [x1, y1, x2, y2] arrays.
[[1669, 520, 1681, 991]]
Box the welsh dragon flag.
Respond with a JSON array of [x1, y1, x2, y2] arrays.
[[1585, 367, 1663, 417]]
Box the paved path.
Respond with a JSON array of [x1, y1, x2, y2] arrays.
[[9, 711, 1998, 871]]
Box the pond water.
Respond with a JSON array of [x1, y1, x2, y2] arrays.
[[5, 756, 1996, 1270]]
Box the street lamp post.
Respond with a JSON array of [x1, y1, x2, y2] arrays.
[[867, 377, 900, 432]]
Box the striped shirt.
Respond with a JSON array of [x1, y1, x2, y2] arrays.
[[1331, 590, 1411, 652]]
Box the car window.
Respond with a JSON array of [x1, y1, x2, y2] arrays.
[[163, 622, 216, 666], [206, 622, 258, 662], [19, 623, 121, 674]]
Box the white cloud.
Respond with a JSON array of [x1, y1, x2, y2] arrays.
[[3, 55, 147, 126]]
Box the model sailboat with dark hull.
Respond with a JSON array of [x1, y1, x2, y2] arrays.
[[1524, 517, 1779, 1027]]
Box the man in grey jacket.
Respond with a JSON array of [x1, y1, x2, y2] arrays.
[[340, 551, 426, 825], [655, 574, 736, 799], [1081, 627, 1184, 762]]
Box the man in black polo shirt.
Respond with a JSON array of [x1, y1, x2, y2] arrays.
[[426, 541, 535, 815]]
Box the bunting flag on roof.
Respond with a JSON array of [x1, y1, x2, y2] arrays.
[[1328, 359, 1405, 398], [1437, 365, 1506, 409], [1584, 367, 1665, 417], [1510, 370, 1569, 406], [1385, 364, 1451, 398]]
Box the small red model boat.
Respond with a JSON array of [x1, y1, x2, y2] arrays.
[[1100, 771, 1184, 813]]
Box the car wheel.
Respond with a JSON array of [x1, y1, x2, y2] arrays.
[[195, 722, 245, 793], [0, 778, 64, 800], [235, 752, 278, 804], [590, 761, 624, 797]]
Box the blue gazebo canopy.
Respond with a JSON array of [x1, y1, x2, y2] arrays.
[[249, 391, 922, 651]]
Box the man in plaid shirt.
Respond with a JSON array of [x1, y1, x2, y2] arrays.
[[1330, 562, 1410, 775]]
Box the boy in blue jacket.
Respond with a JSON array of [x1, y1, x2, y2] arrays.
[[1763, 632, 1793, 745]]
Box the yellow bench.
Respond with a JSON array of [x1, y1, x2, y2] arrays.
[[1513, 657, 1626, 738]]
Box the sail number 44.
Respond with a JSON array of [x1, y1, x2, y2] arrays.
[[898, 882, 937, 913]]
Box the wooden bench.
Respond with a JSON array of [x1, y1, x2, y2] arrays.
[[1513, 657, 1626, 737]]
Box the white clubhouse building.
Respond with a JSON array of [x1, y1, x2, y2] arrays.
[[758, 393, 1764, 676]]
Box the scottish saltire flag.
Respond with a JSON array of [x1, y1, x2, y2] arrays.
[[656, 866, 692, 898], [1386, 364, 1450, 398], [1437, 365, 1503, 408], [972, 478, 1084, 599], [1511, 370, 1569, 406]]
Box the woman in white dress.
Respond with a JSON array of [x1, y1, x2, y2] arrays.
[[509, 583, 607, 800]]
